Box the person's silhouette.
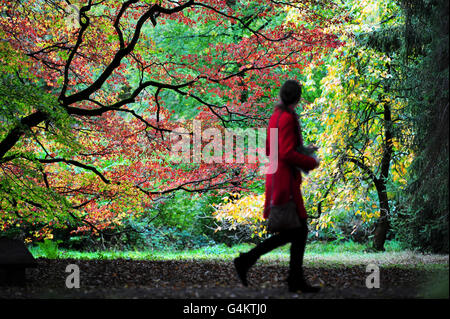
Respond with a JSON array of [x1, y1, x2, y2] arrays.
[[234, 80, 321, 293]]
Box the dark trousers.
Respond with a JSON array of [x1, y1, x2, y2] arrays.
[[246, 220, 308, 279]]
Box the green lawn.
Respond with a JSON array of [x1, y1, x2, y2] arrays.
[[28, 240, 449, 270]]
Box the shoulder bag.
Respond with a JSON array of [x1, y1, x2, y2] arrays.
[[266, 110, 302, 233]]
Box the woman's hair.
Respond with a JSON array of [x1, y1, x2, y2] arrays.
[[278, 79, 302, 110]]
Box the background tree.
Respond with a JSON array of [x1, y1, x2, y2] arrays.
[[297, 0, 409, 251], [393, 0, 449, 253], [213, 0, 431, 253]]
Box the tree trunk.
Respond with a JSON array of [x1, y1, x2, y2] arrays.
[[372, 98, 393, 251], [373, 181, 390, 251]]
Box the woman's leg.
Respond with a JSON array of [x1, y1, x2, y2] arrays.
[[246, 230, 294, 261], [287, 221, 320, 292], [287, 221, 308, 283], [234, 228, 299, 286]]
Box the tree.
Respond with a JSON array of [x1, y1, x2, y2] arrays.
[[300, 0, 411, 250], [0, 0, 342, 240], [394, 0, 449, 253]]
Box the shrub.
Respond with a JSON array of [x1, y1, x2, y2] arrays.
[[212, 193, 269, 244], [37, 239, 61, 259]]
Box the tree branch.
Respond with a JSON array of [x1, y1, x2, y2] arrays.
[[61, 0, 195, 105], [0, 111, 48, 160], [35, 157, 110, 184]]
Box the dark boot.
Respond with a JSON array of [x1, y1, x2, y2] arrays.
[[233, 253, 255, 287], [287, 270, 321, 293]]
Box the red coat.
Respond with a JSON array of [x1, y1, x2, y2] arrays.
[[263, 106, 319, 220]]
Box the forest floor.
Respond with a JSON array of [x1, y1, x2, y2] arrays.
[[1, 256, 448, 299]]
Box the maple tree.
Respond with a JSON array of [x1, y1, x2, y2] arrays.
[[0, 0, 342, 241]]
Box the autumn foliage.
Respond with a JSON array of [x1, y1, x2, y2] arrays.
[[0, 0, 342, 242]]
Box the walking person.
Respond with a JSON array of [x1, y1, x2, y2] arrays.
[[234, 79, 321, 293]]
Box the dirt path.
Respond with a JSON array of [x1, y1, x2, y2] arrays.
[[0, 258, 446, 299]]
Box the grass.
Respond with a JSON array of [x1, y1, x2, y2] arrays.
[[28, 240, 449, 271]]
